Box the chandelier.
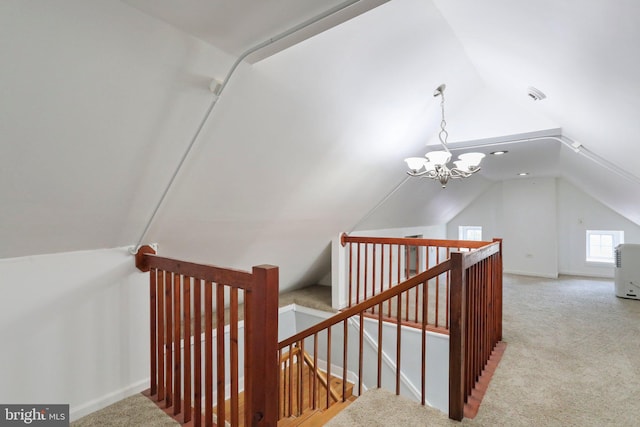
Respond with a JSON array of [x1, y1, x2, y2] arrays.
[[404, 84, 485, 188]]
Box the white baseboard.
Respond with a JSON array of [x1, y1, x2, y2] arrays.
[[558, 270, 614, 279], [503, 269, 558, 279], [70, 378, 149, 422]]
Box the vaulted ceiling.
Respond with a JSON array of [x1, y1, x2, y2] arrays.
[[2, 0, 639, 290]]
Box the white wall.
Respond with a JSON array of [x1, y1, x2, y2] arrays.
[[557, 179, 640, 277], [501, 178, 558, 278], [0, 0, 234, 258], [448, 178, 558, 277], [445, 184, 503, 243], [0, 247, 149, 421], [447, 177, 640, 278]]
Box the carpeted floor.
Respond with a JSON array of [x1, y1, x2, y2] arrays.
[[72, 275, 640, 426], [327, 274, 640, 426]]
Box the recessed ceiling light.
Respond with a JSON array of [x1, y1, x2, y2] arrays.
[[490, 150, 508, 155], [518, 172, 529, 176]]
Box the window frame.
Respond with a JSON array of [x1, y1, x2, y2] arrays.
[[458, 225, 483, 242], [585, 230, 624, 264]]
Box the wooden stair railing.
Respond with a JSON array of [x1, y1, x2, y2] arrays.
[[278, 259, 454, 422], [305, 236, 503, 421], [340, 235, 491, 331], [449, 239, 504, 421], [134, 235, 503, 424], [135, 246, 279, 427]]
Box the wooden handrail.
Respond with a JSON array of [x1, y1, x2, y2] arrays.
[[138, 252, 253, 288], [341, 233, 492, 249], [459, 241, 500, 269]]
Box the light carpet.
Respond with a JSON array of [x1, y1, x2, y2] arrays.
[[327, 274, 640, 426]]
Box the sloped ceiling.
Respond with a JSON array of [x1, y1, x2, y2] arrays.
[[2, 0, 640, 291]]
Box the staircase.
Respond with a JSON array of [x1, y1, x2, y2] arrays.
[[211, 347, 356, 426]]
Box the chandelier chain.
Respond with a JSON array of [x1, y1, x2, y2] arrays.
[[438, 90, 449, 148]]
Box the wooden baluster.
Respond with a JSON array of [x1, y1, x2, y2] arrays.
[[394, 245, 400, 318], [287, 344, 293, 416], [387, 245, 393, 317], [193, 279, 202, 427], [465, 267, 472, 399], [446, 247, 451, 329], [377, 302, 383, 388], [158, 270, 165, 402], [326, 327, 331, 409], [183, 276, 192, 424], [404, 244, 409, 279], [356, 243, 361, 304], [230, 287, 239, 427], [173, 273, 181, 416], [307, 340, 312, 411], [342, 320, 348, 402], [165, 271, 173, 408], [358, 312, 364, 399], [421, 278, 428, 406], [371, 244, 376, 315], [299, 340, 305, 413], [364, 243, 369, 302], [348, 242, 353, 308], [150, 268, 157, 396], [414, 246, 420, 322], [470, 266, 476, 394], [204, 282, 213, 427], [216, 284, 225, 426], [435, 250, 440, 328], [313, 334, 318, 410], [278, 348, 283, 419], [396, 291, 402, 395]]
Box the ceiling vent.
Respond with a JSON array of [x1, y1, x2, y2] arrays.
[[527, 86, 546, 101]]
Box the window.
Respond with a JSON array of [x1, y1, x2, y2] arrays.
[[586, 230, 624, 263], [459, 226, 482, 241]]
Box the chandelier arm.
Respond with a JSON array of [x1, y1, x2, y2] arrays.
[[449, 167, 481, 178], [406, 170, 438, 178]]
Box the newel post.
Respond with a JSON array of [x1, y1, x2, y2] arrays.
[[135, 245, 156, 272], [245, 265, 279, 427], [449, 251, 466, 421]]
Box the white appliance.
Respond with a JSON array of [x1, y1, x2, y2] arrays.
[[614, 243, 640, 300]]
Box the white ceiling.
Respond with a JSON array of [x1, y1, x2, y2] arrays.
[[122, 0, 391, 62], [2, 0, 640, 289]]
